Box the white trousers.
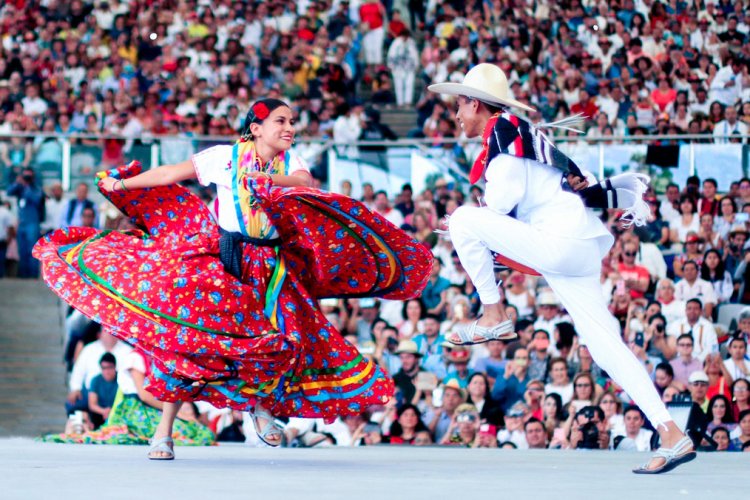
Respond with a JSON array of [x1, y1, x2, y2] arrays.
[[449, 206, 673, 427], [392, 69, 415, 106], [363, 27, 384, 65]]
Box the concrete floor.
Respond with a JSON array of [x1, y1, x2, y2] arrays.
[[1, 438, 746, 500]]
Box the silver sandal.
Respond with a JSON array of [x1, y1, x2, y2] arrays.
[[147, 436, 175, 460], [448, 319, 517, 345], [251, 408, 283, 447], [632, 436, 696, 474]]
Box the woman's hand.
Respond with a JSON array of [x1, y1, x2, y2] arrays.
[[98, 176, 119, 193]]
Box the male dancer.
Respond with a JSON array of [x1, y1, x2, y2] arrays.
[[429, 64, 694, 473]]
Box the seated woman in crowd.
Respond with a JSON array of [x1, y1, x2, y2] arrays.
[[701, 249, 734, 305], [705, 395, 737, 437], [542, 393, 566, 443], [669, 195, 700, 253], [397, 298, 425, 340], [387, 404, 430, 445], [42, 348, 214, 446], [731, 379, 750, 420], [714, 195, 738, 240], [729, 410, 750, 451], [465, 372, 503, 426]]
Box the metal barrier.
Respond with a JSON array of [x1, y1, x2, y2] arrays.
[[0, 132, 748, 194]]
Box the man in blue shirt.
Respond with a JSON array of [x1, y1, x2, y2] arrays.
[[7, 167, 44, 277], [421, 257, 450, 318]]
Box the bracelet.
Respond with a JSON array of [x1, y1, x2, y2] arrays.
[[119, 179, 129, 192]]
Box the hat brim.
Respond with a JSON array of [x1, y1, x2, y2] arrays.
[[428, 82, 536, 113]]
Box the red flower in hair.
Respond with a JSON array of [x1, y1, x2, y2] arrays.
[[253, 102, 270, 121]]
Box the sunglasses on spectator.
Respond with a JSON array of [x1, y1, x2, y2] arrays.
[[624, 251, 637, 257], [691, 381, 708, 386]]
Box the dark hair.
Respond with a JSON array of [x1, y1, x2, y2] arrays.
[[676, 333, 694, 344], [389, 404, 429, 437], [719, 195, 736, 214], [401, 298, 426, 320], [679, 194, 697, 213], [648, 312, 666, 326], [729, 335, 747, 348], [242, 98, 289, 138], [701, 249, 726, 282], [533, 329, 550, 340], [623, 405, 644, 419], [466, 372, 491, 403], [423, 313, 441, 323], [99, 352, 116, 366], [555, 322, 576, 352], [707, 395, 735, 424], [515, 318, 533, 331], [738, 409, 750, 422], [686, 297, 703, 309], [544, 392, 566, 421], [703, 178, 717, 188], [654, 362, 674, 379], [524, 417, 544, 431]]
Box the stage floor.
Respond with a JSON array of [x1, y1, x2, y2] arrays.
[[1, 438, 745, 499]]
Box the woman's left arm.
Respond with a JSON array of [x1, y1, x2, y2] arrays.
[[266, 170, 313, 188]]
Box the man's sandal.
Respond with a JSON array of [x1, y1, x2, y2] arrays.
[[251, 408, 283, 447], [147, 436, 175, 460], [632, 436, 696, 474], [447, 319, 517, 345]]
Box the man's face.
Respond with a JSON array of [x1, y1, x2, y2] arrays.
[[729, 340, 747, 360], [81, 208, 96, 227], [442, 387, 463, 411], [423, 318, 439, 337], [726, 106, 738, 123], [683, 263, 698, 283], [739, 317, 750, 334], [703, 182, 716, 199], [690, 380, 708, 401], [624, 410, 643, 435], [539, 304, 558, 320], [685, 301, 701, 323], [399, 353, 418, 372], [666, 185, 680, 202], [76, 183, 88, 200], [374, 193, 388, 211], [677, 337, 694, 358], [454, 96, 484, 138], [100, 362, 117, 382], [525, 422, 546, 448]]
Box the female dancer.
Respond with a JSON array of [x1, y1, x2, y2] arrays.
[[34, 98, 431, 459]]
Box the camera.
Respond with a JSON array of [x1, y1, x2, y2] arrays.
[[577, 421, 600, 449]]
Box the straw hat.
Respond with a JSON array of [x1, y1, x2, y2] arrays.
[[428, 63, 536, 113]]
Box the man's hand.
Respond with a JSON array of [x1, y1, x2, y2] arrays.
[[67, 390, 82, 405], [566, 174, 589, 192]]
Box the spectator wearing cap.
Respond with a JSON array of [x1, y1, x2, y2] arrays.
[[674, 261, 718, 318], [724, 336, 750, 382], [443, 345, 472, 388], [492, 347, 531, 411], [688, 370, 711, 412], [440, 402, 480, 446], [425, 379, 466, 442], [392, 339, 426, 406], [533, 291, 570, 337], [713, 104, 748, 144], [670, 333, 703, 387], [497, 402, 529, 449], [668, 299, 719, 362], [612, 406, 653, 452]]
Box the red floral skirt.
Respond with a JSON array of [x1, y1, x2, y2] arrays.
[[34, 163, 431, 419]]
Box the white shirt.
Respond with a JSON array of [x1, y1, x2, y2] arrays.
[[545, 382, 574, 405], [21, 96, 48, 116], [659, 299, 687, 325], [375, 207, 404, 228], [712, 119, 748, 144], [709, 66, 743, 106], [674, 277, 718, 306], [116, 350, 148, 395], [612, 427, 653, 452], [667, 316, 718, 361], [192, 145, 309, 233], [634, 242, 667, 280], [723, 358, 750, 382], [285, 417, 353, 446], [0, 205, 15, 242], [69, 339, 133, 391], [42, 197, 65, 233]]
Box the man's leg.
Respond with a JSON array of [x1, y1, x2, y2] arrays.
[[545, 272, 690, 468]]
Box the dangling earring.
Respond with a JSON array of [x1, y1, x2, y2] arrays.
[[292, 137, 296, 145]]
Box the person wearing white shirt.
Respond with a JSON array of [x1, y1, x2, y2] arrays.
[[712, 105, 748, 144], [372, 191, 404, 228], [667, 298, 719, 361], [723, 337, 750, 382], [659, 183, 682, 224], [68, 330, 133, 394], [627, 232, 667, 280], [42, 183, 65, 234], [612, 407, 653, 452], [674, 261, 718, 318], [709, 58, 744, 107], [332, 103, 364, 159], [656, 278, 687, 325]]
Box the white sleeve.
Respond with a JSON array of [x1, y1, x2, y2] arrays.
[[287, 150, 310, 175], [483, 155, 527, 215], [68, 347, 90, 391], [191, 145, 233, 187]]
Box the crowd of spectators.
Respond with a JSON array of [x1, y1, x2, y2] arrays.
[[2, 1, 750, 451]]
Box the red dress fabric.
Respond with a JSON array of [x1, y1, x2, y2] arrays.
[[33, 162, 432, 419]]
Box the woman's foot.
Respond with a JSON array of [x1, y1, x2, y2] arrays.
[[251, 405, 283, 447], [447, 317, 516, 345], [148, 435, 175, 460]]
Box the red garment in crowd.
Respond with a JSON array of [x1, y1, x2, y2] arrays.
[[359, 2, 384, 30], [570, 99, 599, 119], [617, 262, 651, 299]]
